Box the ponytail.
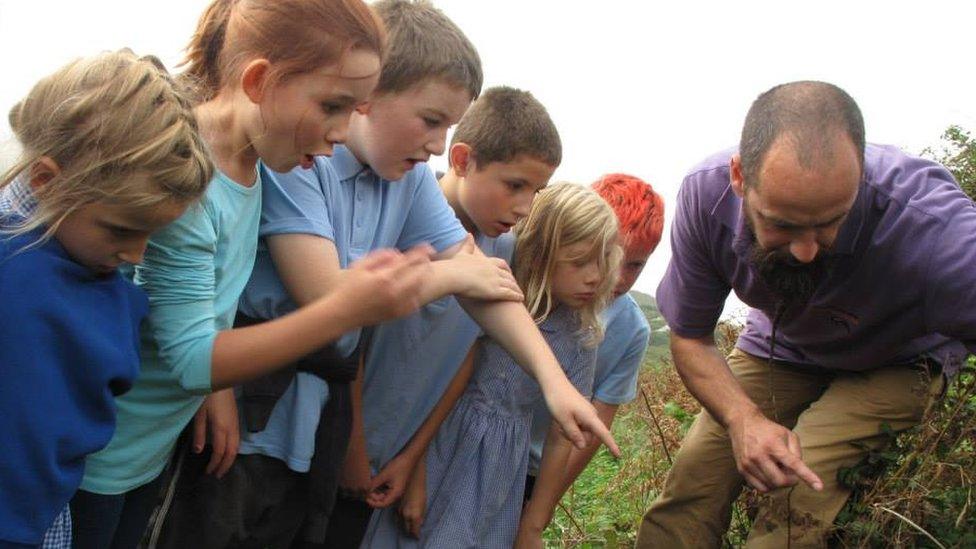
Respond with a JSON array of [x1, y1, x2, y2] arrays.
[[181, 0, 237, 101], [180, 0, 386, 103]]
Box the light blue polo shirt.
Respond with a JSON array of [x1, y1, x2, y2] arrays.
[[362, 232, 515, 472], [235, 145, 467, 472], [527, 292, 650, 474]]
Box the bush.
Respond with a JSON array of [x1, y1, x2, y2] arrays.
[[832, 358, 976, 548]]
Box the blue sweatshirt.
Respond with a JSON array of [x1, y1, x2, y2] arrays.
[[0, 228, 147, 546]]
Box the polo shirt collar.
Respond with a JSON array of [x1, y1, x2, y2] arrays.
[[332, 145, 370, 181]]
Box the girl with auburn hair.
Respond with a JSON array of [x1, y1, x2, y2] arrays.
[[363, 183, 622, 548], [0, 49, 211, 549], [70, 1, 435, 547]]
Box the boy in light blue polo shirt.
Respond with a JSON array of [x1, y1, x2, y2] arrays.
[[358, 88, 561, 540], [526, 173, 665, 502], [151, 4, 619, 548]]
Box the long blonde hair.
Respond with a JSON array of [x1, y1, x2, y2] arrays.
[[1, 49, 213, 240], [513, 182, 622, 346]]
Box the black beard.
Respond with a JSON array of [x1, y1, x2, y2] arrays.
[[750, 243, 834, 310]]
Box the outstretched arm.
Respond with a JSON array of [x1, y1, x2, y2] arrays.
[[457, 298, 620, 457], [210, 247, 433, 389]]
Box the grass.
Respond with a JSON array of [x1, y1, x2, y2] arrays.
[[542, 312, 976, 548], [542, 321, 740, 547]]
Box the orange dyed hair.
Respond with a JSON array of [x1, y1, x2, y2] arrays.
[[592, 173, 664, 256]]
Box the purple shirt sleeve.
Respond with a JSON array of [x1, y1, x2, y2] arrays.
[[924, 191, 976, 357], [656, 173, 732, 338]]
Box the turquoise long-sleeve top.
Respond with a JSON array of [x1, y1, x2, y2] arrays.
[[81, 170, 262, 494]]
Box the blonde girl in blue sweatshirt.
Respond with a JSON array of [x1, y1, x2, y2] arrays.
[[0, 49, 212, 549]]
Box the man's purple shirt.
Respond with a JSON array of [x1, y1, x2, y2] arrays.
[[657, 144, 976, 374]]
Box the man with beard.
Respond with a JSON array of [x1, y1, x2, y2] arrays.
[[638, 81, 976, 548]]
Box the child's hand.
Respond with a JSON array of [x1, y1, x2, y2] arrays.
[[340, 245, 435, 325], [191, 388, 240, 478], [543, 378, 620, 458], [397, 453, 427, 539], [451, 234, 523, 302], [366, 451, 417, 508]]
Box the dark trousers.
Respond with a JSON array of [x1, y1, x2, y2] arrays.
[[70, 473, 165, 549], [152, 449, 307, 549], [318, 493, 374, 548]]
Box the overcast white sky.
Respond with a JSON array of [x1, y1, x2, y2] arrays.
[[2, 0, 974, 302]]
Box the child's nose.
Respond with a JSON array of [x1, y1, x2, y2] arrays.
[[512, 197, 533, 219], [118, 241, 148, 265], [328, 122, 348, 145], [584, 264, 602, 285], [425, 130, 448, 156]]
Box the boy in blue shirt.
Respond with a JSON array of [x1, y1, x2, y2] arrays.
[[152, 3, 615, 548], [353, 86, 561, 543], [521, 173, 665, 533]]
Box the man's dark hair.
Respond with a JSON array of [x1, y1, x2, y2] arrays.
[[739, 81, 865, 187]]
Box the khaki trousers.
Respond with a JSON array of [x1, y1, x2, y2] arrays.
[[636, 348, 944, 549]]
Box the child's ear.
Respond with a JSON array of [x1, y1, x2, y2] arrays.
[[449, 143, 473, 176], [241, 59, 272, 104], [28, 156, 61, 191]]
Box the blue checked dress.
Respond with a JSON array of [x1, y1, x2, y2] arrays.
[[361, 305, 595, 548]]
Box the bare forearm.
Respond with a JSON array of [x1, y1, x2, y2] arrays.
[[523, 424, 573, 529], [670, 334, 760, 427], [413, 259, 466, 304], [210, 294, 358, 389], [344, 360, 370, 478], [556, 401, 617, 495]]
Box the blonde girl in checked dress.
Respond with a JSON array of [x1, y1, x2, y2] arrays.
[[364, 182, 622, 548]]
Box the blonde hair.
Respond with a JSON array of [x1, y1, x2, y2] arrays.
[[514, 182, 622, 347], [181, 0, 386, 102], [2, 49, 212, 240]]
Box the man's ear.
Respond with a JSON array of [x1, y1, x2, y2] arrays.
[[730, 154, 746, 198], [28, 156, 61, 191], [240, 59, 272, 104], [449, 143, 473, 176]]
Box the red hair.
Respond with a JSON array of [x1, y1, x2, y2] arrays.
[[592, 173, 665, 256], [182, 0, 386, 101]]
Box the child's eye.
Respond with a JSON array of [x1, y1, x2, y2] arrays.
[[321, 102, 345, 115], [506, 181, 524, 191], [108, 226, 136, 238], [423, 117, 440, 128]]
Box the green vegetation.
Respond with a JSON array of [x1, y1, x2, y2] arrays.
[[923, 125, 976, 200]]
